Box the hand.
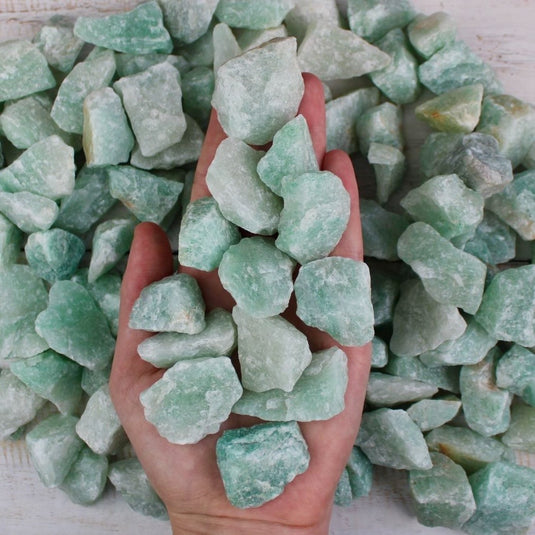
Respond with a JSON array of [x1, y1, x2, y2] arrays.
[[109, 73, 372, 535]]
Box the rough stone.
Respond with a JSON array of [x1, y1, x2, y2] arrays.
[[367, 143, 406, 204], [496, 345, 535, 407], [213, 22, 241, 74], [181, 66, 214, 129], [356, 102, 403, 155], [371, 336, 389, 368], [370, 269, 400, 326], [407, 12, 457, 59], [0, 213, 22, 267], [365, 373, 438, 407], [407, 398, 462, 432], [215, 0, 295, 30]]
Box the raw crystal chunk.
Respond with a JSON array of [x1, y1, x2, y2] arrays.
[[356, 102, 403, 155], [0, 194, 55, 235], [366, 373, 438, 407], [0, 40, 55, 102], [501, 404, 535, 453], [407, 12, 457, 59], [475, 265, 535, 346], [371, 269, 400, 326], [114, 63, 186, 158], [108, 458, 168, 520], [371, 336, 388, 368], [35, 281, 115, 370], [233, 306, 312, 393], [138, 308, 236, 368], [367, 143, 405, 204], [496, 345, 535, 406], [212, 37, 304, 145], [409, 453, 476, 530], [51, 50, 116, 135], [285, 0, 340, 43], [415, 84, 484, 134], [297, 22, 391, 81], [356, 408, 432, 470], [390, 279, 466, 358], [178, 25, 215, 67], [419, 132, 463, 179], [257, 115, 318, 196], [294, 257, 374, 347], [407, 398, 462, 432], [81, 364, 111, 397], [73, 2, 172, 55], [215, 0, 295, 30], [233, 347, 348, 421], [140, 356, 242, 444], [181, 66, 214, 129], [276, 171, 350, 264], [216, 421, 310, 508], [115, 52, 188, 78], [346, 447, 373, 498], [219, 237, 294, 318], [334, 469, 353, 507], [206, 138, 281, 234], [129, 273, 206, 334], [236, 26, 288, 51], [397, 222, 487, 314], [26, 414, 84, 488], [0, 213, 22, 267], [213, 23, 241, 73], [108, 166, 183, 224]]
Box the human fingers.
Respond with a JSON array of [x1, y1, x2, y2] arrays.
[[298, 73, 326, 165]]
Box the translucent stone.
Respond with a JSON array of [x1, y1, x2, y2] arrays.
[[356, 102, 403, 155], [276, 171, 350, 264], [501, 404, 535, 453], [177, 24, 214, 67], [206, 137, 281, 234], [214, 0, 295, 30], [115, 52, 188, 78], [213, 23, 241, 73], [81, 364, 111, 397], [295, 257, 374, 347], [409, 453, 476, 530], [397, 222, 487, 314], [371, 269, 400, 326], [257, 115, 318, 196], [233, 346, 347, 421], [232, 306, 312, 393], [356, 408, 432, 470], [26, 414, 84, 488], [140, 356, 242, 444], [346, 447, 373, 498], [35, 280, 115, 370], [181, 66, 214, 129], [419, 132, 463, 179], [407, 398, 462, 432], [371, 336, 388, 368], [366, 373, 438, 407], [114, 63, 186, 158], [0, 40, 55, 102], [216, 421, 310, 508], [236, 26, 288, 51], [0, 213, 22, 267], [407, 12, 457, 59], [51, 50, 116, 135], [334, 469, 353, 507], [367, 143, 405, 204], [285, 0, 340, 43], [212, 37, 304, 145], [297, 22, 391, 81], [73, 2, 172, 55], [496, 345, 535, 407]]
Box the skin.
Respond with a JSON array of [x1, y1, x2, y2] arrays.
[[109, 73, 372, 535]]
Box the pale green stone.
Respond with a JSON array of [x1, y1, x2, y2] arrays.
[[129, 273, 206, 334], [213, 23, 242, 73], [298, 22, 391, 81], [0, 40, 56, 102], [215, 0, 295, 30], [496, 345, 535, 406], [233, 306, 312, 393], [285, 0, 340, 43], [236, 26, 288, 51], [524, 141, 535, 169], [51, 50, 116, 135], [74, 2, 172, 55], [409, 452, 476, 530], [206, 137, 281, 234], [114, 62, 186, 158], [140, 356, 242, 444], [0, 213, 22, 267], [84, 270, 121, 337], [10, 350, 83, 415], [501, 404, 535, 453], [177, 24, 215, 67], [233, 347, 347, 421], [419, 132, 463, 179], [371, 336, 388, 368], [407, 12, 457, 59], [356, 102, 403, 156], [366, 372, 438, 407], [346, 447, 373, 498], [257, 115, 318, 196], [371, 269, 400, 326], [216, 421, 309, 508], [181, 66, 214, 129], [356, 408, 432, 470], [367, 143, 405, 204], [334, 469, 353, 507], [276, 171, 350, 264], [26, 414, 84, 488], [35, 280, 115, 370], [390, 279, 467, 358], [407, 398, 462, 432], [212, 37, 304, 145], [117, 53, 188, 78], [81, 364, 111, 397]]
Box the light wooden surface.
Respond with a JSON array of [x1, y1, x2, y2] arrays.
[[1, 1, 535, 534]]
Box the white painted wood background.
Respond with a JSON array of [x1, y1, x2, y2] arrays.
[[1, 1, 535, 534]]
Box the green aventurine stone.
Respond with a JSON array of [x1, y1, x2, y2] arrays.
[[60, 447, 108, 505], [366, 373, 438, 407], [177, 24, 215, 67], [334, 469, 353, 507], [0, 191, 58, 234], [236, 26, 289, 52], [213, 23, 241, 73], [233, 306, 312, 393], [108, 458, 168, 520], [464, 462, 535, 535], [398, 222, 487, 314], [129, 273, 205, 334], [81, 364, 111, 396], [35, 281, 115, 370], [0, 213, 22, 267], [140, 356, 242, 444], [212, 37, 304, 145], [10, 350, 83, 415], [407, 12, 457, 59], [371, 336, 388, 368], [285, 0, 340, 43], [357, 408, 432, 470], [216, 421, 310, 509], [326, 87, 380, 154], [476, 265, 535, 346], [347, 447, 373, 498], [524, 142, 535, 168], [115, 52, 188, 78], [419, 132, 463, 179], [0, 40, 55, 102], [233, 347, 348, 421], [297, 22, 390, 81], [371, 269, 400, 326], [138, 308, 236, 368], [51, 50, 116, 135], [295, 257, 374, 347], [83, 271, 121, 337], [178, 197, 240, 271], [257, 115, 318, 196], [409, 453, 476, 530], [26, 414, 84, 488], [276, 171, 350, 264], [108, 166, 183, 224], [74, 1, 172, 55], [215, 0, 295, 30], [356, 102, 403, 155], [407, 398, 462, 432], [206, 138, 281, 234], [496, 345, 535, 406], [180, 68, 213, 129], [367, 143, 405, 204], [501, 404, 535, 453], [220, 237, 294, 318], [114, 63, 186, 158]]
